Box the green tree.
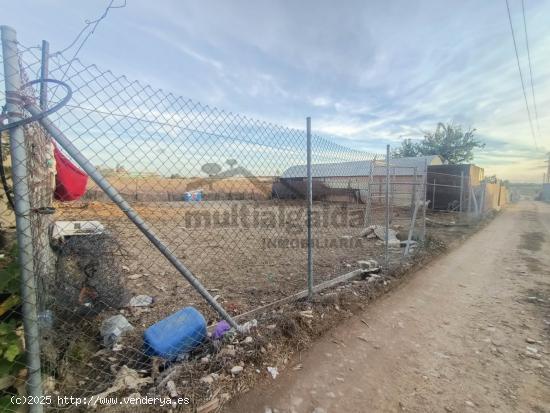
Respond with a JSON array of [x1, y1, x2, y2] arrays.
[[391, 138, 420, 158], [393, 123, 485, 164]]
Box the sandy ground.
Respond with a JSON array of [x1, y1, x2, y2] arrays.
[[55, 201, 417, 322], [227, 201, 550, 413]]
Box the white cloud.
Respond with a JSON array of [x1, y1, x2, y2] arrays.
[[4, 0, 550, 181]]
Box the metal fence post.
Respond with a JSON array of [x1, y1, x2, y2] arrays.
[[432, 178, 436, 210], [384, 144, 390, 268], [459, 171, 464, 212], [410, 167, 417, 214], [40, 40, 49, 110], [26, 103, 241, 330], [363, 155, 376, 228], [1, 25, 43, 413], [480, 180, 486, 217], [306, 117, 313, 300], [467, 176, 472, 213], [421, 159, 428, 241]]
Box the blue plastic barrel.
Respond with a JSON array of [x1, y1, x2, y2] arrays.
[[183, 190, 203, 201], [144, 306, 206, 359]]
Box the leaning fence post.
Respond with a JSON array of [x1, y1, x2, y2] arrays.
[[384, 144, 390, 268], [25, 103, 241, 331], [306, 117, 313, 300], [1, 25, 44, 413]]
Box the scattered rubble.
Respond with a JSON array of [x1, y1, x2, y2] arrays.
[[239, 318, 258, 334], [166, 380, 178, 398], [357, 259, 380, 272], [89, 366, 152, 407], [128, 295, 153, 307], [360, 225, 401, 246]]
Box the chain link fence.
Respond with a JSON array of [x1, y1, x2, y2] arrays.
[[0, 27, 431, 412]]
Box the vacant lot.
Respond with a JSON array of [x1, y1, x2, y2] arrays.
[[48, 199, 476, 409], [55, 200, 426, 322]]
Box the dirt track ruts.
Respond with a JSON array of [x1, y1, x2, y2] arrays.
[[227, 201, 550, 413]]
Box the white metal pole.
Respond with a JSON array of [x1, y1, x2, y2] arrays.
[[306, 117, 313, 299], [40, 40, 49, 110], [1, 25, 43, 413], [421, 159, 428, 241], [385, 144, 390, 268]]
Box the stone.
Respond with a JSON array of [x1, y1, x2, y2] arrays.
[[166, 380, 178, 398], [220, 346, 236, 357], [243, 336, 253, 344], [230, 366, 243, 375], [199, 375, 214, 385], [128, 295, 153, 307], [359, 225, 376, 237], [357, 259, 379, 271], [267, 366, 279, 379]]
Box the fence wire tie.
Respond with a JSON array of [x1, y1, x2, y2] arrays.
[[0, 78, 72, 132]]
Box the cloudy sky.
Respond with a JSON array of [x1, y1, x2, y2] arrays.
[[4, 0, 549, 181]]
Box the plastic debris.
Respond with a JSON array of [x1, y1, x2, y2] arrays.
[[100, 315, 133, 347], [144, 307, 206, 360], [238, 318, 258, 334], [267, 366, 279, 379], [212, 320, 231, 340]]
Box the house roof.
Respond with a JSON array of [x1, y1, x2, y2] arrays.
[[280, 155, 443, 179]]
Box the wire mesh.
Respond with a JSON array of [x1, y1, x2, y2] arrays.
[[0, 31, 435, 412]]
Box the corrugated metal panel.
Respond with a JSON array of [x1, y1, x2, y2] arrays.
[[280, 156, 442, 178]]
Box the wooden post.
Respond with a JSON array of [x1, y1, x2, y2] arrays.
[[27, 42, 56, 311]]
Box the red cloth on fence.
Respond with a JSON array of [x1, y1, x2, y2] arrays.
[[53, 143, 88, 201]]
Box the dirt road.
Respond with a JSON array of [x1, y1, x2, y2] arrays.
[[227, 201, 550, 413]]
